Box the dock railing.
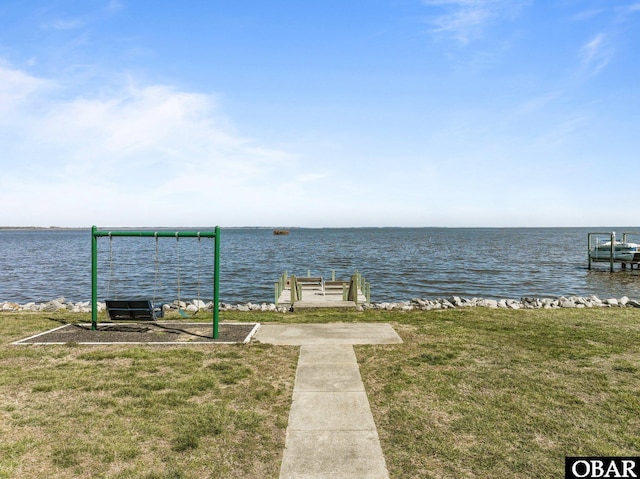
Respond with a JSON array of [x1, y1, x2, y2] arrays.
[[274, 271, 288, 306], [275, 269, 370, 306], [343, 270, 371, 304], [274, 272, 302, 306]]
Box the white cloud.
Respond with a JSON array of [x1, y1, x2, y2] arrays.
[[0, 63, 51, 115], [106, 0, 124, 13], [40, 18, 86, 30], [0, 63, 310, 227], [580, 33, 612, 76], [514, 90, 563, 116], [296, 173, 329, 183], [423, 0, 529, 44], [625, 3, 640, 13], [570, 8, 605, 22]]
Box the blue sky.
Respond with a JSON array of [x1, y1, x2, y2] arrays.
[[1, 0, 639, 227]]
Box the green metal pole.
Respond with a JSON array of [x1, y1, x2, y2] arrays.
[[213, 226, 221, 339], [93, 230, 217, 238], [91, 227, 221, 335], [91, 226, 98, 330]]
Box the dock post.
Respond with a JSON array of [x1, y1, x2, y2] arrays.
[[347, 274, 358, 304], [290, 275, 299, 304], [332, 270, 335, 281], [588, 233, 592, 270], [610, 232, 615, 273]]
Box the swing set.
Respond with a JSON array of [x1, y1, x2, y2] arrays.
[[91, 226, 221, 338]]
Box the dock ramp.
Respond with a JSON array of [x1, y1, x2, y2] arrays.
[[274, 271, 370, 309]]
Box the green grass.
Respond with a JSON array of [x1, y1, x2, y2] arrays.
[[356, 308, 640, 478], [1, 308, 639, 478], [0, 312, 297, 479]]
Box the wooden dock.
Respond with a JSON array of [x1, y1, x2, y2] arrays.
[[275, 272, 369, 309]]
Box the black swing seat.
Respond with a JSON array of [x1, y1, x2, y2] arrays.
[[104, 299, 164, 321]]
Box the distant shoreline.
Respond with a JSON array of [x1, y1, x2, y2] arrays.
[[0, 226, 88, 231]]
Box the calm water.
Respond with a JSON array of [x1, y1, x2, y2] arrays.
[[1, 227, 640, 304]]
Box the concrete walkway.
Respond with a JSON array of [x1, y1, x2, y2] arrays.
[[254, 324, 402, 479]]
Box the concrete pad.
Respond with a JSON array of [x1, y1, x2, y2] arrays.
[[288, 391, 377, 431], [279, 430, 389, 479], [294, 363, 364, 392], [298, 344, 356, 366], [254, 323, 402, 345]]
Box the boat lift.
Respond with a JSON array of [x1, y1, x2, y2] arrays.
[[588, 231, 640, 272]]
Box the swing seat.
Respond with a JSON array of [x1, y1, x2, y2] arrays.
[[105, 300, 164, 321]]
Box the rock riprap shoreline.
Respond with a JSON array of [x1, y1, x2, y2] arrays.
[[2, 295, 640, 313]]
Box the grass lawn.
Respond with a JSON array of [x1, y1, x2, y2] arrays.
[[1, 308, 639, 478]]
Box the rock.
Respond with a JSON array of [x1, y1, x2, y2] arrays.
[[3, 294, 640, 315], [192, 299, 207, 310], [480, 299, 498, 308], [449, 296, 463, 307], [42, 300, 66, 312], [506, 299, 520, 310], [576, 297, 592, 308], [440, 299, 454, 309], [2, 302, 20, 311]]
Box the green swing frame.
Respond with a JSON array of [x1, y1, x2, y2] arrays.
[[91, 226, 221, 338]]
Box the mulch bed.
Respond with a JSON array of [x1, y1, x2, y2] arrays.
[[14, 322, 259, 344]]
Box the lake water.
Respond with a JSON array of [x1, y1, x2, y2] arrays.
[[1, 227, 640, 304]]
